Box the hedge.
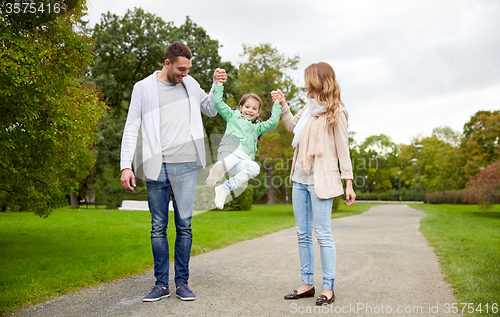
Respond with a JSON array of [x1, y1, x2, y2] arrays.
[[355, 188, 423, 202], [103, 185, 253, 211], [194, 185, 253, 211], [424, 190, 470, 204], [103, 187, 148, 209]]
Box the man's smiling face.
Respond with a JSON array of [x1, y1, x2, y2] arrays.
[[166, 56, 191, 84]]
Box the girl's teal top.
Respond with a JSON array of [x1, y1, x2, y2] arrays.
[[213, 85, 282, 160]]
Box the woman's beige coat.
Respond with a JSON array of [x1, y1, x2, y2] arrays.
[[282, 103, 353, 199]]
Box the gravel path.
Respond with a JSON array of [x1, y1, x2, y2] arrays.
[[10, 205, 458, 316]]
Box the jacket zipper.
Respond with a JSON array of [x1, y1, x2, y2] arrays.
[[244, 124, 258, 153]]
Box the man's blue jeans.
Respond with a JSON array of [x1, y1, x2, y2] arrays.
[[146, 162, 197, 287], [292, 182, 336, 290]]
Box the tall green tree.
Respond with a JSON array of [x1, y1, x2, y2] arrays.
[[89, 10, 236, 194], [458, 110, 500, 181], [169, 16, 237, 137], [91, 8, 172, 114], [357, 134, 398, 192], [431, 126, 462, 191], [432, 126, 461, 148], [236, 43, 302, 203], [398, 135, 463, 194], [463, 110, 500, 139], [0, 0, 106, 216], [91, 11, 236, 117], [237, 43, 301, 118], [89, 8, 173, 194]]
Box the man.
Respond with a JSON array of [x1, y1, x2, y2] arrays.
[[120, 42, 226, 302]]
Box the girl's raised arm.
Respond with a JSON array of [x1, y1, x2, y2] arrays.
[[272, 89, 304, 131], [213, 84, 234, 122]]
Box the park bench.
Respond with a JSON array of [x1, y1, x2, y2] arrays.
[[84, 191, 98, 208]]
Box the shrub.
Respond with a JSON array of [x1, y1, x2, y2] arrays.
[[224, 186, 253, 211], [354, 188, 422, 202], [195, 185, 253, 211], [401, 188, 421, 202], [103, 184, 254, 212], [103, 187, 148, 209], [332, 196, 344, 211], [193, 185, 213, 211], [463, 160, 500, 210], [378, 189, 399, 201], [424, 190, 469, 204], [355, 192, 379, 201]]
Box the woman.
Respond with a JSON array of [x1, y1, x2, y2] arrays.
[[271, 62, 356, 305]]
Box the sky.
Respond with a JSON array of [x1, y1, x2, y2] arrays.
[[85, 0, 500, 145]]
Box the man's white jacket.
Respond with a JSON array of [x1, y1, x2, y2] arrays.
[[120, 71, 218, 181]]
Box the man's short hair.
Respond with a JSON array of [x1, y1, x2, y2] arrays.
[[164, 42, 192, 64]]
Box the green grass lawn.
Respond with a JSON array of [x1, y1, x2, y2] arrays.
[[411, 204, 500, 317], [0, 203, 372, 315]]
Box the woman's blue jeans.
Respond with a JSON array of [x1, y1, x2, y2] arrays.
[[146, 162, 197, 287], [292, 182, 336, 290]]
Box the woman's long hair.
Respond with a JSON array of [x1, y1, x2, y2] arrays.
[[304, 62, 344, 127]]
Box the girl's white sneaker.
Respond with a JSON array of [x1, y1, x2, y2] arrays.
[[206, 161, 225, 186], [214, 185, 229, 210]]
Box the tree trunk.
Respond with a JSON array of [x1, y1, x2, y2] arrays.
[[69, 190, 79, 209], [267, 166, 275, 204]]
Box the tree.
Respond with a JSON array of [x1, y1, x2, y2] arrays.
[[89, 8, 173, 194], [255, 121, 295, 203], [464, 160, 500, 211], [168, 16, 238, 137], [458, 111, 500, 181], [431, 126, 463, 191], [432, 126, 461, 148], [89, 11, 237, 194], [360, 134, 397, 159], [398, 134, 465, 195], [0, 0, 107, 216], [237, 44, 301, 118], [355, 134, 398, 192], [91, 11, 236, 118], [91, 8, 172, 114], [236, 43, 302, 204], [463, 110, 500, 139]]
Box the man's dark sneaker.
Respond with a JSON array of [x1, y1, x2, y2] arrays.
[[176, 283, 196, 301], [143, 286, 170, 302]]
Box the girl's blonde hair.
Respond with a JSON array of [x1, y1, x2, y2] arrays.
[[304, 62, 344, 127], [239, 93, 262, 110]]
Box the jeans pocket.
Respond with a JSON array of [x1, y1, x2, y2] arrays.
[[188, 162, 198, 170]]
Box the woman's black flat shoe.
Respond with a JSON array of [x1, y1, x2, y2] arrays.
[[316, 292, 335, 305], [284, 287, 315, 299]]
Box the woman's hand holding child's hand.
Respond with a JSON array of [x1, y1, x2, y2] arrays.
[[271, 89, 286, 107]]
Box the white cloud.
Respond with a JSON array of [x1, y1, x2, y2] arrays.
[[85, 0, 500, 145], [349, 82, 500, 144]]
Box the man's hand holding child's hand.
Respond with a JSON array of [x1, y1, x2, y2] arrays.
[[214, 68, 227, 85]]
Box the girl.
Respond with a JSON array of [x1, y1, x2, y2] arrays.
[[207, 81, 282, 209], [272, 62, 355, 305]]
